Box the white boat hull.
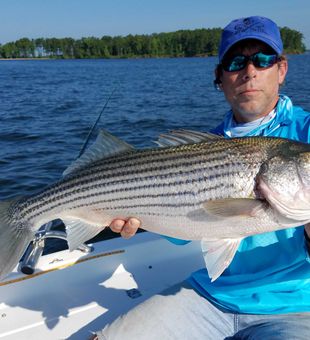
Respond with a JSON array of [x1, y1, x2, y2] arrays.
[[0, 232, 204, 339]]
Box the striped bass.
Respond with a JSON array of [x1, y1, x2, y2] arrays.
[[0, 130, 310, 281]]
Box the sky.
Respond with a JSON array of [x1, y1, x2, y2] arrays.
[[0, 0, 309, 48]]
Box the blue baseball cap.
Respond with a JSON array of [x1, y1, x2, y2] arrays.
[[219, 16, 283, 62]]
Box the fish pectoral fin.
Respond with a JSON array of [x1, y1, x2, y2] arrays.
[[61, 209, 109, 250], [201, 238, 242, 282], [63, 129, 134, 177], [203, 198, 267, 218]]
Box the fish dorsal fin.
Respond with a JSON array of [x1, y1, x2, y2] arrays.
[[63, 129, 134, 176], [155, 129, 222, 147]]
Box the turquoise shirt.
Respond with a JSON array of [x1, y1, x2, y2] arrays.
[[187, 95, 310, 314]]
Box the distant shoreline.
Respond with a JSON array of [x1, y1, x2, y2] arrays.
[[0, 57, 50, 60], [0, 55, 212, 61], [0, 52, 307, 61], [0, 27, 306, 59]]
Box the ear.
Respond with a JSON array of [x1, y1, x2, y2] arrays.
[[214, 65, 223, 90], [278, 59, 288, 85], [214, 65, 223, 83]]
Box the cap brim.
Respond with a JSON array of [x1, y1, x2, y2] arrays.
[[220, 35, 283, 61]]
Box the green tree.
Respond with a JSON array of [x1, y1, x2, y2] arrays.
[[15, 38, 34, 57], [0, 26, 306, 59]]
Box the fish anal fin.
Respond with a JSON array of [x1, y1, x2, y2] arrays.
[[201, 238, 242, 282]]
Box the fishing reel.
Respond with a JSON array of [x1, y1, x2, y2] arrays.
[[20, 221, 93, 275]]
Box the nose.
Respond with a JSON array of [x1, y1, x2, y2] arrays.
[[242, 61, 257, 81]]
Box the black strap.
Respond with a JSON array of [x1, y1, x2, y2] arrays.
[[304, 229, 310, 255]]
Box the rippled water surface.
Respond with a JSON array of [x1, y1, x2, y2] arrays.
[[0, 54, 309, 200]]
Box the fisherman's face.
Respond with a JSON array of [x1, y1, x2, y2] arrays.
[[219, 40, 288, 123]]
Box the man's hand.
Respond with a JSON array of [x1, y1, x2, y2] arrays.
[[109, 217, 141, 239]]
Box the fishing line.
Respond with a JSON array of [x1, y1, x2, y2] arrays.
[[78, 84, 119, 158]]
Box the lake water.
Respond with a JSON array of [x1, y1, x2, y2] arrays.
[[1, 55, 309, 200], [0, 55, 309, 250]]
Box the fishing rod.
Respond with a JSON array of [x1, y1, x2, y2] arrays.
[[77, 84, 119, 158]]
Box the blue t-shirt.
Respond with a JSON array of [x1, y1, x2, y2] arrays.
[[187, 95, 310, 314]]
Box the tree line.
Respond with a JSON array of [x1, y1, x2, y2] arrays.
[[0, 27, 306, 59]]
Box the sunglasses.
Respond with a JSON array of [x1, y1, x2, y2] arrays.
[[222, 52, 280, 72]]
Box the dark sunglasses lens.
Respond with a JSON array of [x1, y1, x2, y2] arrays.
[[252, 53, 277, 68], [222, 53, 278, 72], [223, 55, 246, 72]]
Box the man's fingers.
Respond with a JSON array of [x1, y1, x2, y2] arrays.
[[109, 219, 125, 233], [121, 218, 141, 239], [109, 217, 141, 239]]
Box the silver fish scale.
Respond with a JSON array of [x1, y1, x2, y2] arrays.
[[17, 138, 272, 223], [3, 136, 310, 283]]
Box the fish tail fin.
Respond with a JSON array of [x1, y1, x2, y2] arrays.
[[0, 199, 34, 280]]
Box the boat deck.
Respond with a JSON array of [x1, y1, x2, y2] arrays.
[[0, 232, 204, 339]]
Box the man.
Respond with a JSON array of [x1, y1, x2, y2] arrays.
[[94, 16, 310, 339]]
